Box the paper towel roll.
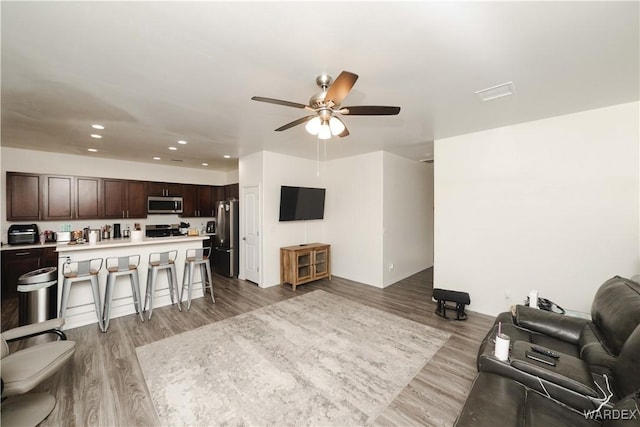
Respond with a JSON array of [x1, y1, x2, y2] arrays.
[[494, 333, 510, 361], [89, 231, 97, 245], [529, 290, 539, 309]]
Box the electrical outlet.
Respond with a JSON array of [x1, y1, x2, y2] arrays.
[[388, 263, 394, 272], [505, 290, 511, 300]]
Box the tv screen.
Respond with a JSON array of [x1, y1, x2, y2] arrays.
[[279, 186, 326, 221]]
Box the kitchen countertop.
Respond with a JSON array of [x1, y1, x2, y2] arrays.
[[1, 242, 58, 251], [1, 235, 209, 252], [56, 235, 208, 252]]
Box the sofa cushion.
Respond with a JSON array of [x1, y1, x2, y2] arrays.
[[591, 276, 640, 356], [578, 324, 617, 374], [455, 372, 602, 427]]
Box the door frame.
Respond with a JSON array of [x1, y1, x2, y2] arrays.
[[240, 184, 261, 286]]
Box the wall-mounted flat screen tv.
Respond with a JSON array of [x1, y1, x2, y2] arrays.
[[279, 186, 326, 221]]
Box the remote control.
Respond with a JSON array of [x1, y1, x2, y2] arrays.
[[531, 346, 559, 359], [525, 350, 556, 366]]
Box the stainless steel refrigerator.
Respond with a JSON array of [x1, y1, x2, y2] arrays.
[[213, 199, 239, 277]]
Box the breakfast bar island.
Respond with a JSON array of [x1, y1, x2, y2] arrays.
[[55, 235, 209, 330]]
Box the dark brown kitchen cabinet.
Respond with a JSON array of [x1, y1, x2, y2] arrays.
[[103, 179, 147, 218], [181, 185, 214, 217], [42, 175, 74, 220], [224, 183, 239, 200], [212, 186, 225, 206], [0, 247, 57, 301], [6, 172, 41, 221], [76, 176, 103, 219], [148, 182, 182, 197]]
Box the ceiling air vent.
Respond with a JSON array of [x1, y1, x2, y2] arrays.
[[475, 81, 514, 101], [419, 159, 434, 164], [171, 159, 184, 162]]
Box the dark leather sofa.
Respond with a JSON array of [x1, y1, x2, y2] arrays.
[[455, 275, 640, 426]]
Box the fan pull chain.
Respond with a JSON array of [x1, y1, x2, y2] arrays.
[[316, 137, 320, 176]]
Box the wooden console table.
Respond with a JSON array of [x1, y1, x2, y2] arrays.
[[280, 243, 331, 290]]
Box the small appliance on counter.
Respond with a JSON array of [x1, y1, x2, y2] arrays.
[[113, 223, 122, 239], [145, 224, 182, 238], [8, 224, 39, 245], [206, 220, 216, 234]]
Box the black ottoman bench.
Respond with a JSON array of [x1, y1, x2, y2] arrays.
[[432, 288, 470, 320]]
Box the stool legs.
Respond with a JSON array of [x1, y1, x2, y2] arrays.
[[144, 264, 181, 320], [103, 270, 144, 332], [180, 260, 215, 311], [59, 277, 104, 332], [144, 267, 158, 320], [129, 270, 145, 322]]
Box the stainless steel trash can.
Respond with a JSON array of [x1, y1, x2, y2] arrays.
[[17, 267, 58, 325]]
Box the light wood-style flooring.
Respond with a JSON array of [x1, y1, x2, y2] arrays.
[[1, 268, 494, 426]]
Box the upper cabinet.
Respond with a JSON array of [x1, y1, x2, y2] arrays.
[[103, 179, 147, 219], [6, 173, 41, 221], [148, 181, 182, 197], [224, 183, 239, 200], [76, 176, 103, 219], [42, 175, 74, 220], [6, 171, 237, 222], [181, 184, 214, 218]]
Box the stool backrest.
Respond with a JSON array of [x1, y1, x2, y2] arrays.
[[149, 250, 177, 265], [186, 247, 210, 261], [106, 255, 140, 272], [63, 258, 103, 276]]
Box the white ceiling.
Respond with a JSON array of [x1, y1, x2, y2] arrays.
[[2, 1, 638, 172]]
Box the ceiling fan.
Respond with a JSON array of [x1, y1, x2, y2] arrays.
[[251, 71, 400, 139]]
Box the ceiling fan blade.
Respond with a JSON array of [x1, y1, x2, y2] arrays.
[[340, 105, 401, 115], [251, 96, 309, 109], [274, 115, 316, 131], [324, 71, 358, 106], [337, 125, 350, 138]]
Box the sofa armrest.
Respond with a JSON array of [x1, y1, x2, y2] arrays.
[[515, 305, 588, 344], [510, 341, 598, 397], [1, 318, 67, 342]]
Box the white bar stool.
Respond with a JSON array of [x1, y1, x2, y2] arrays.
[[180, 247, 215, 311], [103, 255, 144, 331], [59, 258, 104, 332], [144, 250, 181, 320]]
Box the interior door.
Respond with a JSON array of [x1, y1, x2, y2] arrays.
[[243, 185, 260, 284]]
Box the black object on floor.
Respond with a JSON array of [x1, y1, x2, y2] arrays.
[[432, 288, 470, 320]]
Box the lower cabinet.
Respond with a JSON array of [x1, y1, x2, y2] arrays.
[[1, 247, 57, 300], [280, 243, 331, 290]]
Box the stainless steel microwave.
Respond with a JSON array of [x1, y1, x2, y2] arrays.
[[147, 196, 183, 214]]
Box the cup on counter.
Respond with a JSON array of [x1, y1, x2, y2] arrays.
[[39, 233, 46, 244]]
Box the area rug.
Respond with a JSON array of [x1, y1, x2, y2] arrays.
[[135, 290, 450, 426]]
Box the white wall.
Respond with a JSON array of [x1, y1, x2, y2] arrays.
[[434, 102, 640, 316], [382, 152, 434, 286], [239, 151, 326, 287], [324, 152, 384, 287], [1, 147, 237, 239], [237, 150, 435, 290]]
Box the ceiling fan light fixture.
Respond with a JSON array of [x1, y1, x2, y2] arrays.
[[329, 117, 345, 135], [305, 116, 322, 135], [318, 122, 332, 140]]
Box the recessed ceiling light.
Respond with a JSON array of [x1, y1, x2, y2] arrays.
[[177, 140, 188, 145], [90, 134, 103, 139], [153, 156, 161, 160], [168, 146, 178, 151], [91, 124, 105, 130], [223, 155, 231, 159], [475, 81, 515, 101], [88, 148, 98, 152], [202, 163, 208, 166]]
